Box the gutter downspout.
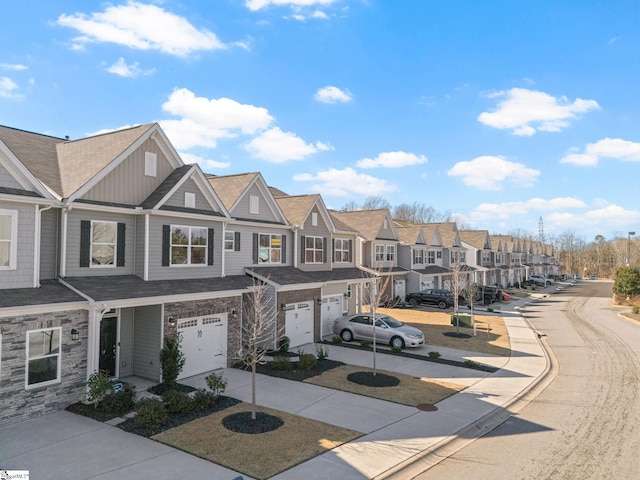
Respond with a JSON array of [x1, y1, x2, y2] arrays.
[[34, 204, 53, 287], [292, 225, 299, 268]]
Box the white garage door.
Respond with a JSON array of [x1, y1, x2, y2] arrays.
[[177, 313, 228, 380], [284, 301, 314, 348], [321, 296, 343, 338]]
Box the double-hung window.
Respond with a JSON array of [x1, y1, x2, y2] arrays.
[[386, 245, 395, 262], [225, 231, 235, 251], [413, 248, 424, 264], [305, 236, 323, 264], [26, 327, 61, 388], [91, 221, 117, 266], [334, 239, 350, 263], [428, 250, 436, 264], [0, 209, 17, 269], [375, 244, 385, 262], [258, 233, 282, 263], [171, 226, 207, 265]]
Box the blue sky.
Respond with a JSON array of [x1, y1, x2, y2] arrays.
[[1, 1, 639, 242]]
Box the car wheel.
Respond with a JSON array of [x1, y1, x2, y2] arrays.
[[390, 336, 404, 349], [340, 329, 353, 342], [437, 300, 447, 309], [409, 297, 418, 306]]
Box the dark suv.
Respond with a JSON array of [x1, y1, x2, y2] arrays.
[[464, 284, 501, 304], [405, 289, 454, 309]]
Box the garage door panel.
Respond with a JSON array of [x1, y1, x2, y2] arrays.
[[321, 296, 343, 337], [177, 314, 228, 380], [285, 301, 314, 348]]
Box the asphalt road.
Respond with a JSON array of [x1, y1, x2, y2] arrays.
[[413, 280, 640, 480]]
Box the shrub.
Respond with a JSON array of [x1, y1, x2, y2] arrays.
[[162, 390, 194, 414], [428, 351, 441, 359], [298, 353, 317, 370], [613, 266, 640, 297], [278, 336, 290, 354], [464, 360, 480, 369], [134, 398, 167, 429], [270, 355, 292, 371], [487, 307, 494, 312], [331, 335, 342, 344], [315, 344, 330, 360], [632, 305, 640, 315], [101, 384, 136, 415], [390, 346, 403, 353], [159, 334, 186, 388], [205, 372, 228, 396], [359, 340, 372, 349], [192, 389, 217, 411], [87, 370, 114, 408]]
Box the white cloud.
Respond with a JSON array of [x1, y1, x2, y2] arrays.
[[0, 77, 21, 99], [314, 86, 353, 103], [246, 0, 338, 11], [561, 138, 640, 166], [357, 151, 428, 169], [179, 152, 231, 171], [57, 1, 226, 57], [447, 155, 539, 190], [106, 57, 155, 77], [0, 63, 27, 71], [244, 127, 320, 163], [160, 88, 274, 149], [478, 88, 600, 136], [293, 167, 397, 197], [547, 204, 640, 231], [471, 197, 587, 222]]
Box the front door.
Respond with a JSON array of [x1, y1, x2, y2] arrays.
[[99, 316, 118, 376]]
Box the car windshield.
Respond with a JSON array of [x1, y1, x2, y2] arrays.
[[377, 316, 403, 328]]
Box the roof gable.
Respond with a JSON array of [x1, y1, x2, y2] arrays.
[[276, 194, 334, 231], [331, 209, 399, 241]]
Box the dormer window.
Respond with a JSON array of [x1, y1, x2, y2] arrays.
[[249, 195, 259, 214], [311, 212, 318, 226], [144, 152, 157, 177], [185, 192, 196, 209]]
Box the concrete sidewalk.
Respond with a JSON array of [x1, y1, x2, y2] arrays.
[[0, 287, 557, 479]]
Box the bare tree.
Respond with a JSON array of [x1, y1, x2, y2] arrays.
[[445, 261, 469, 335], [232, 279, 282, 420], [361, 196, 391, 210], [393, 202, 452, 224], [361, 269, 393, 376], [340, 200, 360, 211]]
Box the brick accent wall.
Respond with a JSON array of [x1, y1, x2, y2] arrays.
[[0, 309, 88, 426]]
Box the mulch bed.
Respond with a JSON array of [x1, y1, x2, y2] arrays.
[[222, 411, 284, 434], [66, 402, 121, 422], [246, 358, 346, 381], [347, 371, 400, 387], [147, 382, 197, 396]]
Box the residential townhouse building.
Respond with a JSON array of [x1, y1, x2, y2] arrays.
[[396, 223, 449, 294], [459, 230, 497, 286]]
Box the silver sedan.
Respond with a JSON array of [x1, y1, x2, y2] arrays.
[[332, 313, 425, 349]]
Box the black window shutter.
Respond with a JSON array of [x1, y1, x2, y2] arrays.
[[116, 223, 126, 267], [162, 225, 170, 266], [300, 235, 306, 264], [234, 231, 241, 251], [208, 228, 215, 265], [348, 239, 353, 263], [281, 235, 286, 263], [322, 237, 327, 263], [253, 233, 258, 264], [332, 238, 336, 262], [80, 220, 91, 267]]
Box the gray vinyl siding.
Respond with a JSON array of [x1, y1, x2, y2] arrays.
[[323, 283, 345, 296], [224, 224, 291, 275], [298, 206, 331, 272], [0, 163, 24, 190], [81, 138, 174, 206], [65, 209, 136, 277], [378, 215, 397, 240], [397, 245, 411, 270], [0, 202, 35, 289], [39, 208, 60, 280], [147, 215, 223, 280], [163, 178, 215, 212], [119, 308, 135, 378], [132, 304, 162, 381], [232, 183, 281, 223]]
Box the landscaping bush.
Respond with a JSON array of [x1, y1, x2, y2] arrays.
[[331, 335, 342, 344], [205, 372, 227, 396], [613, 266, 640, 297], [162, 389, 194, 414], [315, 344, 330, 360], [134, 398, 167, 429], [192, 389, 218, 411], [278, 335, 290, 354], [87, 370, 114, 408], [391, 345, 403, 353], [428, 351, 441, 359], [633, 305, 640, 315], [101, 384, 136, 415], [298, 353, 317, 370], [359, 340, 372, 349], [270, 355, 292, 371], [159, 334, 186, 388]]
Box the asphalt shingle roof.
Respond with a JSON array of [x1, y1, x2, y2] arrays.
[[0, 280, 86, 308]]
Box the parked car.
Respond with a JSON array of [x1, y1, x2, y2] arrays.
[[405, 289, 454, 309], [530, 274, 553, 286], [462, 284, 500, 304], [332, 313, 425, 348], [501, 291, 511, 301]]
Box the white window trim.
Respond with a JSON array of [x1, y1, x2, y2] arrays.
[[386, 244, 395, 262], [311, 212, 318, 226], [144, 151, 157, 177], [428, 250, 436, 264], [258, 233, 282, 264], [25, 327, 62, 389], [91, 220, 117, 268], [184, 192, 196, 209], [0, 209, 18, 270], [334, 238, 349, 263], [225, 231, 235, 251], [305, 235, 323, 264], [413, 248, 424, 264], [375, 244, 385, 262], [249, 195, 259, 215], [170, 225, 208, 267]]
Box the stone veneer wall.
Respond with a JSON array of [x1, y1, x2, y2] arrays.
[[0, 309, 88, 426]]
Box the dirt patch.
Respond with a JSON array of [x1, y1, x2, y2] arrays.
[[304, 364, 465, 406], [152, 403, 362, 480], [376, 308, 511, 356]]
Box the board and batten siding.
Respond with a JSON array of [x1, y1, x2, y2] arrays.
[[231, 183, 281, 223], [0, 162, 24, 190], [39, 208, 60, 280], [81, 138, 175, 206], [0, 201, 36, 289], [65, 209, 136, 277], [146, 215, 224, 280], [132, 304, 162, 381], [134, 216, 145, 278], [224, 224, 291, 275], [162, 178, 215, 212]]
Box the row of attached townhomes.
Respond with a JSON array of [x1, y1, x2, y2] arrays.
[[0, 123, 561, 425]]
